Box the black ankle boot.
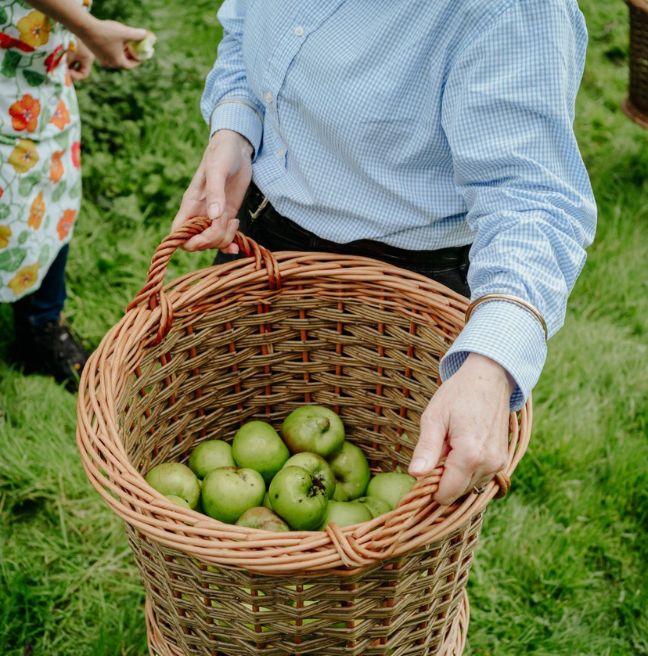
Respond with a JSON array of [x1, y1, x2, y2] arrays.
[[12, 320, 89, 390]]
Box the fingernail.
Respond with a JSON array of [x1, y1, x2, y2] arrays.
[[208, 202, 221, 218], [409, 457, 429, 474]]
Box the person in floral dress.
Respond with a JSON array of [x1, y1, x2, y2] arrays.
[[0, 0, 147, 386]]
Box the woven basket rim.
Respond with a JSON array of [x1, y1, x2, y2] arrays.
[[76, 221, 531, 575]]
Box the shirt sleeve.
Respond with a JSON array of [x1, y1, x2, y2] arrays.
[[439, 0, 597, 410], [200, 0, 264, 157]]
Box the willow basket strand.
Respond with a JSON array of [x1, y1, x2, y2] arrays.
[[77, 217, 531, 655]]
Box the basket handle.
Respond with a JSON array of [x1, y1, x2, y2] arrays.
[[127, 216, 281, 344]]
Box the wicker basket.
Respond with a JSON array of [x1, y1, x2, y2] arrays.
[[77, 217, 531, 655], [623, 0, 648, 128]]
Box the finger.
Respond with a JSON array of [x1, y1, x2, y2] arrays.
[[222, 242, 240, 255], [204, 160, 227, 222], [183, 219, 228, 252], [172, 171, 206, 232], [172, 196, 203, 232], [434, 446, 478, 506], [220, 218, 239, 248], [123, 26, 149, 42], [409, 411, 447, 476]]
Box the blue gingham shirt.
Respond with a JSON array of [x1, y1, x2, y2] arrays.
[[202, 0, 597, 409]]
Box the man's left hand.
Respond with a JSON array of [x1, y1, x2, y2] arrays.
[[409, 353, 514, 505]]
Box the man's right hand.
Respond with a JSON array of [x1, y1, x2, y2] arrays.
[[172, 130, 254, 253]]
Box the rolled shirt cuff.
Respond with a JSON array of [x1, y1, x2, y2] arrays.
[[439, 300, 547, 410], [209, 98, 263, 159]]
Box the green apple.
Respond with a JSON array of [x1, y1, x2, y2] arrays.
[[367, 472, 416, 510], [165, 494, 191, 508], [127, 31, 157, 60], [283, 452, 336, 499], [319, 501, 371, 529], [281, 406, 345, 457], [236, 507, 290, 532], [268, 466, 328, 530], [328, 441, 370, 501], [145, 462, 201, 509], [357, 496, 391, 519], [232, 420, 290, 483], [202, 467, 265, 524], [263, 492, 273, 510], [188, 440, 235, 478]]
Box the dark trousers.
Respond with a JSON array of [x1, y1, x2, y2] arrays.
[[220, 185, 471, 297], [12, 244, 68, 329]]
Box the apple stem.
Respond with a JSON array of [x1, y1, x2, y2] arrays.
[[316, 417, 330, 432]]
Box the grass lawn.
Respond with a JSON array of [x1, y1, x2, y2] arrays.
[[0, 0, 646, 654]]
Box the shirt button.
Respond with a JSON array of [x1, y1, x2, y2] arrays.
[[276, 147, 286, 158], [263, 91, 273, 104], [293, 25, 305, 37]]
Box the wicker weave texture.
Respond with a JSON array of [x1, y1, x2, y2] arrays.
[[145, 594, 470, 656], [77, 218, 531, 656], [625, 0, 648, 126]]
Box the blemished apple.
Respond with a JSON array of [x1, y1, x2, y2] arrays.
[[165, 494, 191, 508], [127, 31, 157, 60], [328, 441, 370, 501], [145, 462, 201, 509], [367, 472, 416, 510], [283, 452, 336, 499], [281, 405, 345, 458], [268, 466, 328, 530], [357, 496, 391, 519], [188, 440, 235, 478], [201, 467, 265, 524], [319, 500, 372, 529], [236, 507, 290, 532], [232, 420, 290, 483]]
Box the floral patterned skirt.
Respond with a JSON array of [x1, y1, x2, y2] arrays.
[[0, 2, 82, 302]]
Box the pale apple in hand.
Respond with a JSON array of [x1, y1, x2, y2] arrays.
[[269, 466, 328, 530], [236, 507, 290, 532], [366, 472, 416, 510], [319, 501, 371, 529], [281, 406, 345, 457], [328, 441, 370, 501], [232, 420, 290, 483], [283, 452, 336, 499], [188, 440, 235, 478], [145, 462, 201, 509], [357, 496, 391, 519], [202, 467, 265, 524]]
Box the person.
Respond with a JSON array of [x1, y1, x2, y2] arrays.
[[172, 0, 597, 505], [0, 0, 147, 387]]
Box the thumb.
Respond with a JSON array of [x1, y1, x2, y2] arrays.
[[122, 26, 149, 42], [409, 409, 447, 476]]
